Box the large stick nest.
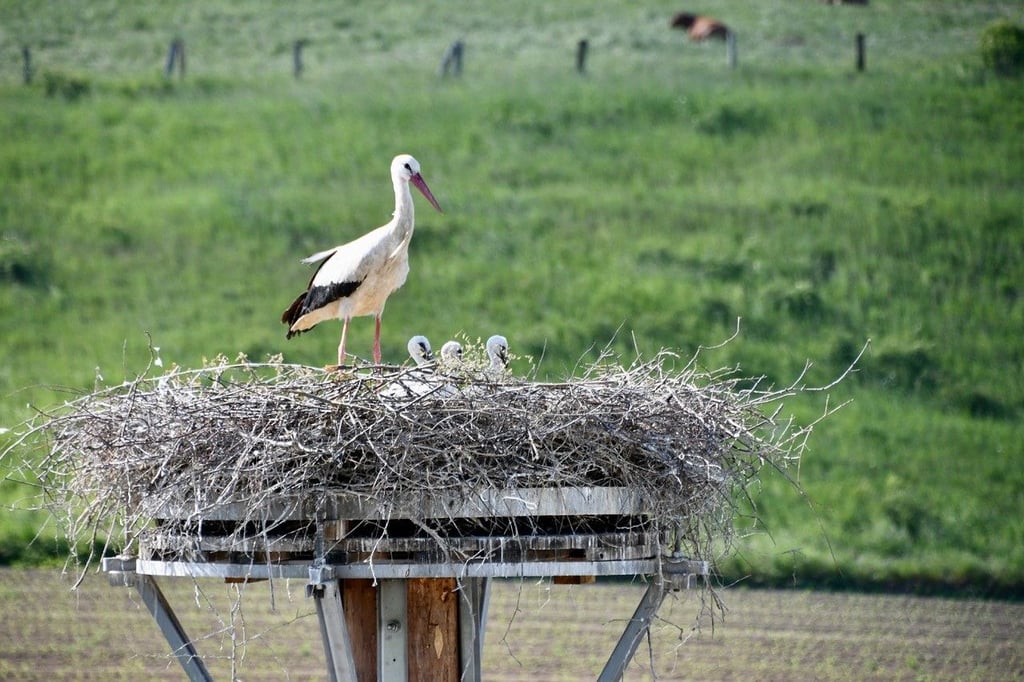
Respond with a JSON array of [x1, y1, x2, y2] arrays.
[[5, 348, 831, 568]]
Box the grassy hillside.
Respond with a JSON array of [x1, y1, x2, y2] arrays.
[[1, 1, 1022, 595]]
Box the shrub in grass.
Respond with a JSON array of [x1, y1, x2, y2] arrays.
[[695, 103, 773, 137], [869, 341, 941, 392], [0, 235, 51, 288], [771, 281, 827, 321], [980, 20, 1024, 77], [41, 70, 91, 100]]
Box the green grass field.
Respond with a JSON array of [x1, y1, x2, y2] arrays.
[[1, 1, 1022, 595]]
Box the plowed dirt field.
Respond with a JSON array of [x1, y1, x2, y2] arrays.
[[1, 569, 1020, 680]]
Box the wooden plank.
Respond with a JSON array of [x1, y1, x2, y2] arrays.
[[342, 579, 378, 682], [553, 575, 596, 585], [407, 578, 459, 682], [147, 486, 647, 522]]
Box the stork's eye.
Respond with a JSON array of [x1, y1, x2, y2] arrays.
[[404, 163, 412, 171]]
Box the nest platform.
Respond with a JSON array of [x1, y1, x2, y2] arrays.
[[13, 354, 813, 681]]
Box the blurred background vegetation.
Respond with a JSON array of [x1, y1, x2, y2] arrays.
[[1, 0, 1021, 596]]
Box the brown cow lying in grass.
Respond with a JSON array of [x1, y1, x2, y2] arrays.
[[670, 12, 731, 41]]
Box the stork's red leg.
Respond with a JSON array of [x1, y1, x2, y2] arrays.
[[372, 315, 383, 364], [338, 317, 351, 367]]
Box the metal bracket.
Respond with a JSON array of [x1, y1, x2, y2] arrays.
[[378, 580, 408, 681], [306, 563, 338, 597]]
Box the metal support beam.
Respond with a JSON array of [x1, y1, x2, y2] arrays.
[[136, 557, 666, 580], [311, 579, 357, 682], [102, 557, 213, 682], [596, 580, 667, 682], [458, 578, 491, 681], [107, 545, 709, 681], [379, 580, 408, 681], [134, 574, 214, 682]]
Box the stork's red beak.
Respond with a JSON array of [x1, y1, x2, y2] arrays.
[[411, 173, 443, 213]]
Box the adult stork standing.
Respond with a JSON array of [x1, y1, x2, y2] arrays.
[[281, 154, 443, 367]]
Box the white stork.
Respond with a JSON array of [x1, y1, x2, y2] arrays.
[[281, 154, 443, 367], [440, 340, 464, 367], [407, 335, 434, 366], [486, 335, 509, 372], [381, 336, 462, 400]]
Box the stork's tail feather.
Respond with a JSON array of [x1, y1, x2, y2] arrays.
[[282, 292, 307, 339]]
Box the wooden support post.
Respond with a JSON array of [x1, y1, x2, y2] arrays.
[[326, 577, 479, 681], [726, 31, 738, 69], [576, 39, 589, 74], [293, 39, 309, 79], [856, 32, 866, 71], [22, 46, 32, 85], [342, 579, 378, 681], [407, 578, 459, 682]]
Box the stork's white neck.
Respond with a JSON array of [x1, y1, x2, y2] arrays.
[[391, 176, 415, 237]]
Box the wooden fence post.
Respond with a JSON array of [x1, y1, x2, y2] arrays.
[[439, 40, 464, 78], [165, 38, 185, 79], [22, 46, 32, 85], [856, 33, 866, 71], [726, 31, 738, 69], [576, 39, 589, 74], [293, 39, 309, 79]]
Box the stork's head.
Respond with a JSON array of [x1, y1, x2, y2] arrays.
[[440, 340, 464, 365], [486, 335, 509, 370], [392, 154, 443, 213], [407, 335, 434, 366]]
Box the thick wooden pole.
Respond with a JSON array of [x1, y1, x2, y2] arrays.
[[337, 578, 464, 681], [856, 33, 866, 71], [343, 579, 378, 681], [407, 578, 460, 681]]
